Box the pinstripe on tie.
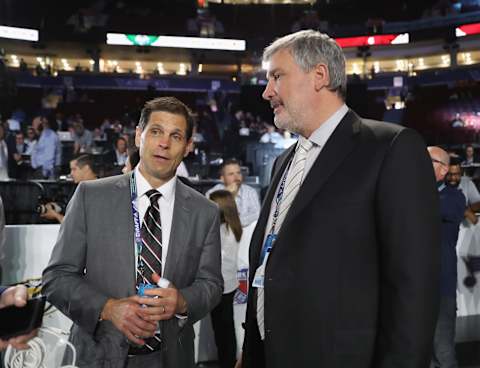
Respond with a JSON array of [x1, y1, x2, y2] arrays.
[[131, 189, 163, 354], [137, 189, 163, 286], [257, 137, 313, 340]]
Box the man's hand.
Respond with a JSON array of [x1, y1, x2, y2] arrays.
[[140, 285, 187, 322], [100, 297, 157, 346], [0, 285, 38, 351], [40, 206, 64, 223]]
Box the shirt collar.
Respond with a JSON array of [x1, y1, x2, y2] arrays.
[[307, 104, 349, 148], [134, 166, 176, 204]]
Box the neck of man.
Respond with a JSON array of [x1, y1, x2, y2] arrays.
[[301, 93, 344, 138], [139, 162, 171, 189]]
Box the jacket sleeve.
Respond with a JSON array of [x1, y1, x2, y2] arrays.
[[373, 128, 441, 368], [42, 182, 109, 335]]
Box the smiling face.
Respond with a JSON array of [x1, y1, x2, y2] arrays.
[[262, 48, 316, 137], [135, 111, 192, 188]]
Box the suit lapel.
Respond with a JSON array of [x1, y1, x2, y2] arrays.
[[163, 178, 191, 281], [114, 173, 136, 293], [277, 110, 361, 236]]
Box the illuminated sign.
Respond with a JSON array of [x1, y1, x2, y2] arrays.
[[106, 33, 246, 51], [0, 25, 38, 41], [456, 23, 480, 37], [335, 33, 409, 48]]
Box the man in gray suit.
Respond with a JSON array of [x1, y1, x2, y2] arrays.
[[43, 97, 223, 368]]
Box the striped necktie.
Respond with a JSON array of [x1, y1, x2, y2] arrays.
[[137, 189, 163, 286], [257, 137, 313, 340], [130, 189, 163, 354]]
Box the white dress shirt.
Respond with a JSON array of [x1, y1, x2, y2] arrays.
[[134, 166, 176, 274]]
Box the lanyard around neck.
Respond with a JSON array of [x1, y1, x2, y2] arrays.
[[129, 172, 144, 270]]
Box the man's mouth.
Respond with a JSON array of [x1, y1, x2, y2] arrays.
[[271, 101, 283, 114], [153, 154, 169, 162]]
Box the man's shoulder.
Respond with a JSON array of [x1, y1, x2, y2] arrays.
[[358, 117, 405, 140], [240, 183, 258, 195], [79, 174, 128, 192], [178, 179, 218, 213]]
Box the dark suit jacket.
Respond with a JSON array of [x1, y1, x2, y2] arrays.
[[243, 110, 440, 368], [43, 173, 223, 368]]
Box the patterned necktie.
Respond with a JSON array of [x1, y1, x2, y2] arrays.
[[131, 189, 163, 354], [257, 137, 314, 340], [136, 189, 163, 286]]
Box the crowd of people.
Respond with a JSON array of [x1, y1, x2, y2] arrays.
[[1, 29, 479, 368]]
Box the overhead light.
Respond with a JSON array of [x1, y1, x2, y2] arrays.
[[107, 33, 246, 51], [198, 63, 203, 73], [0, 25, 38, 41]]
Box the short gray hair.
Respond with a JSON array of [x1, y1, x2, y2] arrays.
[[263, 30, 347, 99]]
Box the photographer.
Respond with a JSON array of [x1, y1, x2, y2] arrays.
[[0, 285, 37, 351], [40, 154, 98, 223]]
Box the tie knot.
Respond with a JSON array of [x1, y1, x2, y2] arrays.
[[146, 189, 162, 205], [298, 137, 313, 152]]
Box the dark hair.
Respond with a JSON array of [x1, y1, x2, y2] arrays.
[[128, 148, 140, 170], [138, 97, 194, 140], [220, 158, 242, 177], [209, 190, 242, 242], [72, 154, 96, 173]]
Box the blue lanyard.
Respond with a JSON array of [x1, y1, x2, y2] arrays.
[[269, 158, 292, 235], [258, 157, 293, 265], [129, 172, 144, 271]]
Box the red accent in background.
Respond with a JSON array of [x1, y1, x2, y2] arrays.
[[458, 23, 480, 36], [335, 34, 399, 48]]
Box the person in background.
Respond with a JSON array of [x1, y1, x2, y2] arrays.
[[30, 116, 61, 179], [40, 154, 98, 224], [209, 190, 241, 368], [446, 160, 480, 224], [122, 148, 141, 174], [0, 124, 9, 180], [72, 121, 93, 155], [106, 136, 128, 167], [0, 285, 37, 351], [24, 127, 37, 155], [206, 159, 260, 227], [461, 144, 476, 166], [428, 146, 465, 368]]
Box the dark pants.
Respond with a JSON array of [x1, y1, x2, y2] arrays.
[[432, 296, 458, 368], [211, 291, 237, 368], [127, 350, 163, 368]]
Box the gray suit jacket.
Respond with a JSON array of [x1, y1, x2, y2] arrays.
[[42, 173, 223, 368]]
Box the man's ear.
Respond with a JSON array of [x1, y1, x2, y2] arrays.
[[313, 63, 329, 92], [135, 126, 142, 148], [184, 139, 193, 158]]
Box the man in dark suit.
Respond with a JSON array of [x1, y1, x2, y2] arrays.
[[236, 30, 440, 368], [43, 97, 223, 368]]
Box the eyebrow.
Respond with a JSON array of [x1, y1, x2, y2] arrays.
[[266, 67, 281, 79]]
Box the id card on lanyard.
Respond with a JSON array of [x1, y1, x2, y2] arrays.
[[252, 159, 291, 289], [130, 172, 145, 277]]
